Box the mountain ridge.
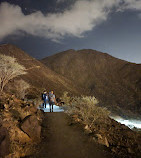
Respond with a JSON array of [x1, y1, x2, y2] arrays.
[[41, 49, 141, 118], [0, 44, 140, 118], [0, 44, 79, 96], [46, 48, 140, 64]]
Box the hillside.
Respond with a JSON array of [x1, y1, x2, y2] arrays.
[[0, 44, 79, 97], [41, 49, 141, 118]]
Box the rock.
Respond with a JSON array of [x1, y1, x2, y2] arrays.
[[0, 126, 10, 157], [84, 125, 89, 130], [95, 134, 102, 139], [29, 106, 37, 114], [21, 115, 41, 142], [2, 121, 10, 129], [4, 104, 9, 110], [95, 134, 109, 147], [72, 114, 78, 118], [72, 114, 82, 123], [9, 109, 21, 121], [84, 125, 92, 134], [75, 118, 82, 123], [104, 137, 109, 147], [12, 126, 32, 143]]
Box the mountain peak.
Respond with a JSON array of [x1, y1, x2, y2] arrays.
[[41, 49, 141, 118]]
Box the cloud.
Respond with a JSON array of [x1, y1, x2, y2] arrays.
[[0, 0, 141, 42], [56, 0, 66, 3], [121, 0, 141, 10]]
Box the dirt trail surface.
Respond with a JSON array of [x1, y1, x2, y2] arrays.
[[34, 113, 116, 158]]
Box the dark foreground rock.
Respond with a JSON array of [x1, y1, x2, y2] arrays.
[[0, 93, 44, 157], [21, 115, 41, 142], [0, 125, 10, 157]]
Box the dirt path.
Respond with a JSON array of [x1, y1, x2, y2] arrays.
[[34, 112, 116, 158]]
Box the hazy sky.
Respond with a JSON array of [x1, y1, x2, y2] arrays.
[[0, 0, 141, 63]]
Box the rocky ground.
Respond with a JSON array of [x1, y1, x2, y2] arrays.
[[60, 94, 141, 158], [0, 94, 141, 158], [0, 93, 43, 158], [70, 114, 141, 158]]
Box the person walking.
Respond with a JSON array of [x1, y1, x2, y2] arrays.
[[49, 91, 56, 112], [42, 91, 48, 108]]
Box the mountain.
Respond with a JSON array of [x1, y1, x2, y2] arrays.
[[0, 44, 79, 97], [41, 49, 141, 118]]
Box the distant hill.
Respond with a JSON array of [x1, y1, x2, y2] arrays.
[[0, 44, 79, 97], [41, 49, 141, 118]]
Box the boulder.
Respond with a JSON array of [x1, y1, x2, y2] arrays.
[[20, 115, 41, 142], [0, 126, 10, 157]]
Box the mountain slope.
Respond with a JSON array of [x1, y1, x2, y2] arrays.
[[41, 49, 141, 117], [0, 44, 79, 96]]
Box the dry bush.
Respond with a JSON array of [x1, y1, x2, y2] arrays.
[[32, 98, 43, 108], [26, 87, 41, 99], [62, 92, 110, 127], [61, 91, 71, 105], [0, 54, 26, 92], [14, 79, 30, 99]]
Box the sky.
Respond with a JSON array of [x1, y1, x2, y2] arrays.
[[0, 0, 141, 63]]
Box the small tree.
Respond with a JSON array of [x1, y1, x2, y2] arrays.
[[0, 54, 27, 92], [15, 79, 30, 99]]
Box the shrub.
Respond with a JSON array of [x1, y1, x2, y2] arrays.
[[61, 91, 71, 105], [0, 54, 26, 92], [32, 98, 43, 109], [62, 92, 110, 127], [14, 79, 30, 99]]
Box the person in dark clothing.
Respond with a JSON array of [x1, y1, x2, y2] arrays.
[[49, 91, 56, 112], [42, 91, 48, 108]]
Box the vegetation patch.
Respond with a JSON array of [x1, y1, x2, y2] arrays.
[[62, 92, 141, 158]]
